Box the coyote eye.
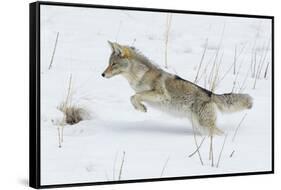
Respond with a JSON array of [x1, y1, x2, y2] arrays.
[[112, 62, 117, 66]]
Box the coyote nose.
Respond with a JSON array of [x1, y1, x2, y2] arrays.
[[101, 73, 105, 77]]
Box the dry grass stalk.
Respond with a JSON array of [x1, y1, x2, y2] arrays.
[[253, 39, 270, 89], [263, 40, 272, 80], [54, 75, 91, 147], [61, 126, 64, 143], [239, 64, 251, 93], [65, 74, 73, 108], [250, 53, 254, 78], [230, 150, 235, 158], [198, 50, 216, 84], [208, 47, 220, 88], [194, 38, 208, 83], [232, 113, 247, 142], [57, 127, 62, 148], [204, 74, 208, 89], [251, 22, 261, 77], [112, 151, 119, 180], [60, 74, 72, 145], [48, 32, 59, 70], [234, 43, 247, 76], [253, 51, 257, 78], [58, 74, 89, 125], [59, 74, 72, 123], [164, 13, 172, 68], [264, 61, 270, 79], [217, 44, 246, 88], [191, 114, 204, 165], [188, 136, 206, 158], [210, 52, 224, 92], [217, 59, 236, 87], [253, 40, 267, 88], [233, 45, 237, 75], [209, 135, 214, 167], [238, 43, 247, 57], [56, 74, 72, 147], [118, 151, 126, 180], [209, 22, 225, 88], [205, 25, 226, 90], [216, 134, 228, 168], [160, 156, 170, 177], [257, 40, 269, 78], [232, 61, 243, 93], [253, 66, 259, 89], [199, 58, 211, 87], [52, 113, 66, 148]]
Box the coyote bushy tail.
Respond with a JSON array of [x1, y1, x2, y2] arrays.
[[212, 93, 253, 113]]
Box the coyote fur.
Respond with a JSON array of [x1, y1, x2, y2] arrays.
[[102, 41, 253, 136]]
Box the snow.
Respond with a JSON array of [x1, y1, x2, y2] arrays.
[[39, 5, 272, 185]]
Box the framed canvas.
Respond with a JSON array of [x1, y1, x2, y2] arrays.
[[29, 1, 274, 188]]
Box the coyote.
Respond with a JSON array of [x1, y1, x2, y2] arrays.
[[102, 41, 253, 136]]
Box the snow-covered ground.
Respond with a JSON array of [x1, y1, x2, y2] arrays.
[[40, 5, 272, 185]]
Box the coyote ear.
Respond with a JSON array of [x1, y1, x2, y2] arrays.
[[108, 41, 131, 58], [108, 41, 123, 55], [107, 40, 115, 51]]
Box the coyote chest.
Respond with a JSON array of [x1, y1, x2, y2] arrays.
[[129, 79, 152, 92], [122, 72, 153, 93]]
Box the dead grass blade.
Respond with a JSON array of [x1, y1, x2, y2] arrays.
[[209, 135, 214, 167], [194, 38, 208, 83], [230, 150, 235, 158], [118, 151, 126, 180], [264, 61, 270, 79], [160, 156, 170, 177], [232, 113, 247, 142], [48, 32, 59, 70], [188, 136, 206, 158], [191, 115, 204, 165], [216, 134, 228, 168], [164, 13, 172, 68]]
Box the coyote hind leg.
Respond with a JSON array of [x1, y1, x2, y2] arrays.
[[194, 102, 223, 136], [191, 102, 222, 167]]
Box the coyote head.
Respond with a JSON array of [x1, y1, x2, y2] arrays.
[[102, 41, 132, 78]]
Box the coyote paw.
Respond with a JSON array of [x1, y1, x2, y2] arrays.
[[131, 96, 147, 112], [137, 104, 147, 112], [132, 102, 147, 112]]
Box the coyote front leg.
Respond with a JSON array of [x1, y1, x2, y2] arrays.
[[130, 91, 164, 112]]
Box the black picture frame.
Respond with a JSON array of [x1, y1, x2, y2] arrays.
[[29, 1, 274, 189]]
